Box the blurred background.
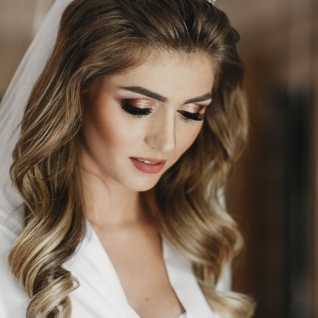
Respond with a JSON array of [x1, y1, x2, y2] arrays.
[[0, 0, 317, 317], [217, 1, 318, 318]]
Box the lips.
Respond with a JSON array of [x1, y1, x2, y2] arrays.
[[129, 157, 166, 174]]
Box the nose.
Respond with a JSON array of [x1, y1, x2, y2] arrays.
[[144, 111, 176, 153]]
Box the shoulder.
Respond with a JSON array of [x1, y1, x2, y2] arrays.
[[0, 208, 29, 317]]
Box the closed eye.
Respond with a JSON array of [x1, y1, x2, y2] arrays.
[[178, 110, 204, 121], [120, 100, 152, 118]]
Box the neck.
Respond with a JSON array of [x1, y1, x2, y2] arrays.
[[80, 153, 147, 229]]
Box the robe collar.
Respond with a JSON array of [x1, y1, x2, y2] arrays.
[[64, 221, 221, 318]]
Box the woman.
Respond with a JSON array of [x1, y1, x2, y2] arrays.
[[0, 0, 255, 317]]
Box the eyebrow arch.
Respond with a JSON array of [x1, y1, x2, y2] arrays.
[[119, 86, 167, 102], [184, 93, 212, 104], [119, 86, 212, 104]]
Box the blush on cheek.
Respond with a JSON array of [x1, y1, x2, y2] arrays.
[[93, 110, 139, 154], [179, 123, 203, 150]]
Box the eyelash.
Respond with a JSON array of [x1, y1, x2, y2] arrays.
[[120, 101, 152, 118], [120, 101, 204, 121], [178, 110, 204, 122]]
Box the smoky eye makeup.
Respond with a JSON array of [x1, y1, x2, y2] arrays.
[[120, 99, 153, 118], [178, 103, 207, 121], [178, 110, 204, 121], [119, 98, 207, 121]]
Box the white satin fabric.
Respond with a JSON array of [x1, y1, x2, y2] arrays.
[[0, 208, 229, 318]]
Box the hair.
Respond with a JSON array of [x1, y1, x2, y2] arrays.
[[9, 0, 255, 317]]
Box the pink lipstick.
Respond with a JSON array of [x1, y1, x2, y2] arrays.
[[129, 157, 166, 174]]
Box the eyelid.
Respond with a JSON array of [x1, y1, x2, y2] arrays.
[[181, 103, 207, 114], [125, 98, 154, 108], [120, 100, 153, 118], [178, 110, 204, 121]]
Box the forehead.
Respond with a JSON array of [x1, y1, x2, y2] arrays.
[[100, 50, 215, 100]]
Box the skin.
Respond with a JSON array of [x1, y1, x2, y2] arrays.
[[80, 50, 215, 318]]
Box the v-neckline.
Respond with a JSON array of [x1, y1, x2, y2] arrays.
[[86, 220, 185, 317], [64, 219, 219, 318]]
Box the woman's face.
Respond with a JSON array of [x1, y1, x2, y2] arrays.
[[80, 51, 215, 192]]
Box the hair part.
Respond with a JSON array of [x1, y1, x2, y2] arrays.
[[9, 0, 255, 317]]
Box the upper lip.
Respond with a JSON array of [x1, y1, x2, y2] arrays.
[[130, 157, 167, 164]]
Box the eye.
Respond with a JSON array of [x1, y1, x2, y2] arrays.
[[120, 100, 153, 118], [178, 110, 204, 122]]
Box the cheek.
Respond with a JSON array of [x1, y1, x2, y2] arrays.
[[92, 107, 143, 153], [82, 105, 120, 159], [176, 123, 203, 154]]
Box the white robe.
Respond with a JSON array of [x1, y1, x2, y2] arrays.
[[0, 207, 230, 318]]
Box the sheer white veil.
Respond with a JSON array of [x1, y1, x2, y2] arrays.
[[0, 0, 73, 214]]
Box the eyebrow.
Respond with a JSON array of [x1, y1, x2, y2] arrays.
[[119, 86, 212, 104], [119, 86, 167, 102], [184, 93, 212, 104]]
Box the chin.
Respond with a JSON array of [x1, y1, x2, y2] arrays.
[[125, 176, 161, 192]]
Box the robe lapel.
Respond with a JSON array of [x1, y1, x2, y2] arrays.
[[162, 236, 222, 318], [64, 221, 140, 318], [65, 222, 221, 318]]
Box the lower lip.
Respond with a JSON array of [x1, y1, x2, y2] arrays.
[[129, 158, 166, 174]]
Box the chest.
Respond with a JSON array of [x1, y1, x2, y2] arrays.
[[95, 225, 185, 318], [62, 221, 221, 318]]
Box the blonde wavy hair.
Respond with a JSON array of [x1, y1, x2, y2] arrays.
[[9, 0, 255, 317]]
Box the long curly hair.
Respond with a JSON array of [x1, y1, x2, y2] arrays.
[[9, 0, 255, 317]]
